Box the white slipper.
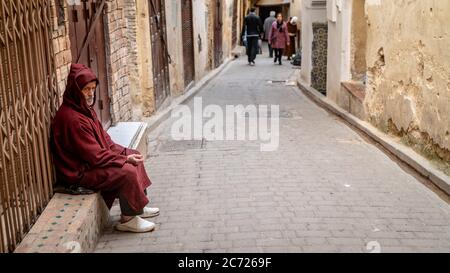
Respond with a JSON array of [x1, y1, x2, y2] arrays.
[[115, 217, 155, 233], [140, 207, 160, 219]]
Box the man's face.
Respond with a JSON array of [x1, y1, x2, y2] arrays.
[[81, 81, 96, 106]]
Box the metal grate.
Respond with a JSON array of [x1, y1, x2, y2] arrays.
[[0, 0, 58, 253]]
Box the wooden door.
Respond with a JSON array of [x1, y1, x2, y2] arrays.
[[181, 0, 195, 88], [232, 0, 238, 48], [149, 0, 170, 109], [214, 0, 223, 68], [68, 0, 111, 128]]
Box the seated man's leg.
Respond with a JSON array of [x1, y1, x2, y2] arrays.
[[119, 193, 144, 217], [80, 163, 150, 212]]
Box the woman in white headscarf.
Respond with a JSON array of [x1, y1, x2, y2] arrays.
[[285, 16, 299, 60]]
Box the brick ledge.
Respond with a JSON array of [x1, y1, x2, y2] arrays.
[[15, 193, 109, 253]]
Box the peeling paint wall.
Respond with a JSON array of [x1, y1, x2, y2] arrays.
[[364, 0, 450, 168]]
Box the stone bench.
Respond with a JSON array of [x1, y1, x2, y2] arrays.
[[15, 122, 149, 253], [341, 81, 367, 120]]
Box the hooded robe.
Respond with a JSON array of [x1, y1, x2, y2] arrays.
[[285, 19, 298, 58], [51, 64, 151, 212]]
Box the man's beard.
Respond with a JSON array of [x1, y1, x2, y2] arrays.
[[86, 97, 94, 106]]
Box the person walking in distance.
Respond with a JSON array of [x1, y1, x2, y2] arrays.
[[263, 11, 277, 58], [269, 13, 290, 65], [285, 16, 299, 61], [241, 7, 264, 66]]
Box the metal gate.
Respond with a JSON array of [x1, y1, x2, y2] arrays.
[[0, 0, 58, 253], [232, 0, 238, 48], [214, 0, 223, 68], [181, 0, 195, 88], [68, 0, 111, 128], [149, 0, 170, 109]]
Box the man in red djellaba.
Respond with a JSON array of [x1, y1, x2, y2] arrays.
[[51, 64, 159, 233]]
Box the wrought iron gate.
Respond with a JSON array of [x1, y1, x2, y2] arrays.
[[149, 0, 170, 109], [181, 0, 195, 88], [0, 0, 58, 253], [68, 0, 111, 128], [214, 0, 223, 68]]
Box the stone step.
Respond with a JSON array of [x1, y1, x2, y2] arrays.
[[14, 194, 109, 253], [340, 81, 367, 120]]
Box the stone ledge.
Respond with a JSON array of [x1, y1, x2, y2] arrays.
[[15, 193, 109, 253], [340, 81, 367, 120], [298, 80, 450, 196], [341, 81, 366, 103]]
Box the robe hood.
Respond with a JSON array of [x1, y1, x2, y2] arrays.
[[63, 63, 99, 118]]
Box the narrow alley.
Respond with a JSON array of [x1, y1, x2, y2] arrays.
[[95, 50, 450, 253], [2, 0, 450, 256]]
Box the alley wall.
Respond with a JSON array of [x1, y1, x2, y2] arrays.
[[364, 0, 450, 169]]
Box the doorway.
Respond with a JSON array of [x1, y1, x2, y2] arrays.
[[214, 0, 223, 68], [68, 0, 112, 128], [181, 0, 196, 88], [149, 0, 171, 109]]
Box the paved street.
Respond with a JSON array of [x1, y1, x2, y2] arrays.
[[95, 51, 450, 253]]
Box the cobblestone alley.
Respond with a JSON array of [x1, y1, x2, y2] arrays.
[[95, 52, 450, 253]]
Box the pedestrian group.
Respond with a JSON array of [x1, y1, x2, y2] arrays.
[[242, 8, 298, 66]]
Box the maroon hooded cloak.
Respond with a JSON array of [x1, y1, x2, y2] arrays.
[[51, 64, 151, 211]]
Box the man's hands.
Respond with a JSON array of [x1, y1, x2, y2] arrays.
[[126, 154, 144, 166]]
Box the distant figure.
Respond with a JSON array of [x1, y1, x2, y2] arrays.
[[263, 11, 277, 58], [241, 7, 264, 66], [269, 13, 290, 65], [285, 16, 299, 61]]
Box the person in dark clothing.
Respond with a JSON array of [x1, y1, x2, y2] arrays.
[[241, 8, 264, 66]]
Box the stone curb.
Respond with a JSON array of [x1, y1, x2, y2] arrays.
[[298, 81, 450, 195]]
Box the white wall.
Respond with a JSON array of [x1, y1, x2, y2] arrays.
[[290, 0, 303, 20], [326, 0, 352, 103]]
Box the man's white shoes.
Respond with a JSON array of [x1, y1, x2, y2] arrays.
[[140, 207, 160, 219], [116, 217, 155, 233]]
